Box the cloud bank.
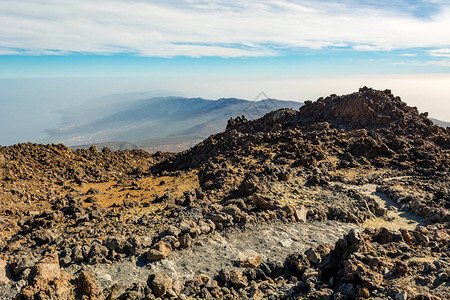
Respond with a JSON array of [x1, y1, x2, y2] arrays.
[[1, 0, 450, 57]]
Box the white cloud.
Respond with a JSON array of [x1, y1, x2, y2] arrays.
[[428, 48, 450, 57], [399, 53, 417, 56], [353, 44, 395, 51], [1, 0, 450, 57]]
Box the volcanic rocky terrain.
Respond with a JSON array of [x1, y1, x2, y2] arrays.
[[0, 87, 449, 300]]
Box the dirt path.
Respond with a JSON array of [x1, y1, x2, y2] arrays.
[[335, 182, 424, 230]]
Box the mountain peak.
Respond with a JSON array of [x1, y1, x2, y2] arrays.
[[297, 86, 422, 130], [224, 87, 430, 135]]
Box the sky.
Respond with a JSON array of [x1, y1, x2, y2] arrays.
[[1, 0, 450, 145]]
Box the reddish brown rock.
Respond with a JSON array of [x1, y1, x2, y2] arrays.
[[16, 254, 74, 300], [229, 270, 248, 288], [78, 270, 102, 300], [252, 194, 278, 210], [0, 259, 10, 285], [151, 273, 173, 297], [146, 241, 172, 261], [235, 253, 262, 268]]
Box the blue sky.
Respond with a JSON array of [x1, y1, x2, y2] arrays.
[[1, 49, 450, 79], [1, 0, 450, 145]]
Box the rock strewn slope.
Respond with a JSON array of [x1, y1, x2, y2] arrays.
[[166, 87, 449, 172], [0, 87, 449, 299]]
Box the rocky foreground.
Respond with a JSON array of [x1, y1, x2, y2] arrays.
[[0, 87, 449, 299]]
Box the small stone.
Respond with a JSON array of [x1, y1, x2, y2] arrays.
[[172, 279, 185, 295], [438, 272, 448, 282], [252, 194, 277, 210], [106, 236, 127, 252], [78, 270, 102, 300], [30, 254, 61, 282], [151, 273, 173, 297], [166, 288, 178, 298], [0, 259, 10, 285], [88, 243, 109, 264], [279, 239, 292, 247], [0, 153, 6, 168], [160, 235, 180, 249], [86, 187, 100, 195], [198, 220, 212, 234], [400, 229, 414, 245], [235, 254, 262, 268], [229, 270, 248, 288], [208, 212, 233, 223], [205, 279, 218, 290], [71, 245, 85, 263], [305, 248, 320, 265], [395, 291, 407, 300], [166, 225, 181, 237], [193, 274, 210, 287], [201, 287, 212, 299], [179, 233, 192, 249], [281, 205, 295, 217], [294, 206, 308, 222], [358, 287, 370, 298], [395, 261, 408, 276], [219, 269, 230, 283], [147, 241, 172, 261]]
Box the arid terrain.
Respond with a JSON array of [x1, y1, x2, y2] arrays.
[[0, 87, 449, 299]]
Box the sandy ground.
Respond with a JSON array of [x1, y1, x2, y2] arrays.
[[78, 171, 199, 208]]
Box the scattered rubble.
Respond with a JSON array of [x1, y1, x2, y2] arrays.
[[0, 88, 448, 299]]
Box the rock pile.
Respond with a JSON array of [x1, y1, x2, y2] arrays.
[[0, 88, 449, 299], [0, 143, 160, 184], [164, 87, 449, 175]]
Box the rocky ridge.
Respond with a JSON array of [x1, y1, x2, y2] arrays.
[[0, 87, 448, 299]]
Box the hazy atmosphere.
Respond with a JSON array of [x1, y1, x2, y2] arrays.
[[1, 74, 450, 146], [1, 0, 450, 146]]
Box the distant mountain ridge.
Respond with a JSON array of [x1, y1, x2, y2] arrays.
[[69, 142, 139, 152], [431, 118, 450, 128], [45, 95, 303, 152]]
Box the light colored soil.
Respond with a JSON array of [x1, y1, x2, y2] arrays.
[[78, 171, 199, 208], [65, 221, 357, 292], [330, 168, 391, 181]]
